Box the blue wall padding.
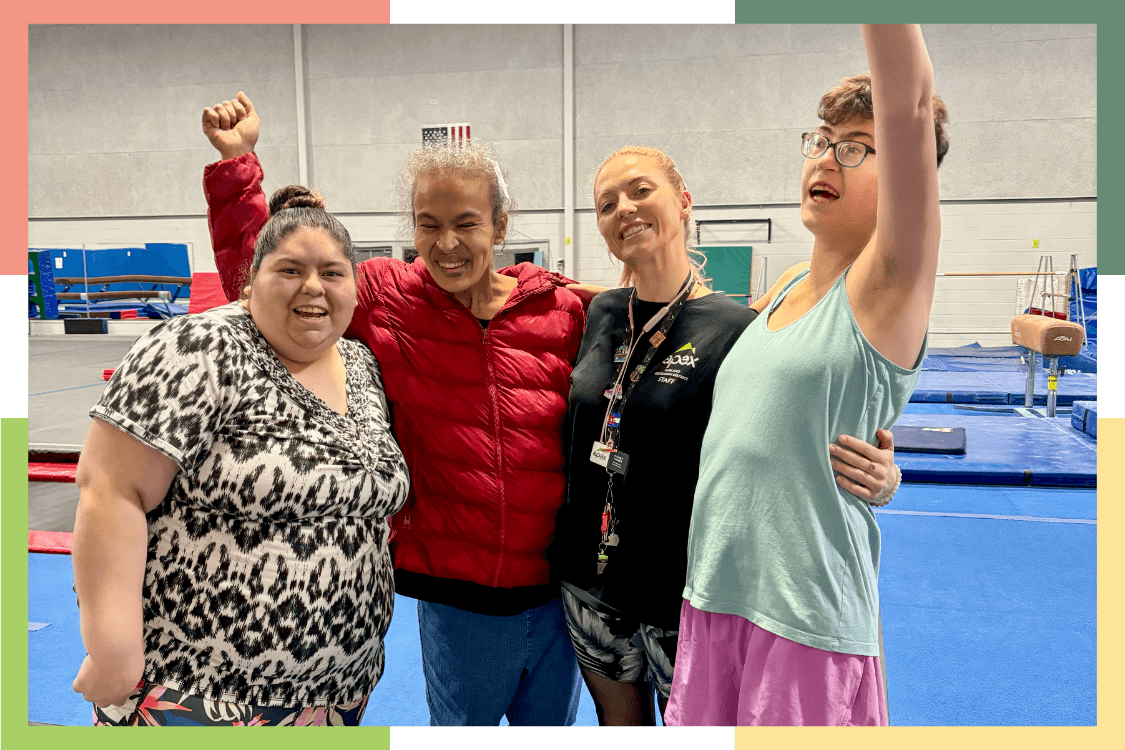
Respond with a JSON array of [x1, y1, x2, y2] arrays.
[[39, 246, 190, 297], [36, 245, 193, 320], [142, 243, 192, 277], [1070, 401, 1097, 438], [28, 249, 58, 319], [911, 371, 1097, 405], [891, 413, 1096, 487]]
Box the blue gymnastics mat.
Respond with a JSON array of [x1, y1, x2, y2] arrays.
[[902, 403, 1024, 417], [910, 371, 1097, 405], [891, 412, 1096, 487], [31, 482, 1096, 726], [27, 553, 598, 727], [877, 484, 1095, 725], [1071, 400, 1097, 438]]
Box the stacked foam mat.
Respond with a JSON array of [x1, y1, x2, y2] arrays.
[[1070, 401, 1097, 438]]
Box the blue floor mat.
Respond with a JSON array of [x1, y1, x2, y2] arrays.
[[30, 488, 1096, 729], [891, 412, 1096, 487], [922, 343, 1097, 374], [901, 403, 1024, 417], [911, 371, 1097, 405], [28, 554, 85, 726], [878, 484, 1095, 725], [27, 554, 598, 727]]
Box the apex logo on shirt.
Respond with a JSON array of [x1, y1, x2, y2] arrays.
[[654, 343, 699, 384]]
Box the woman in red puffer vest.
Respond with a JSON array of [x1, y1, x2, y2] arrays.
[[201, 92, 586, 726]]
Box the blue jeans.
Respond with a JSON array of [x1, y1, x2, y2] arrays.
[[417, 597, 581, 726]]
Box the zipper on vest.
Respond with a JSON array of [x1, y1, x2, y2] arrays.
[[482, 326, 507, 587], [477, 278, 558, 587]]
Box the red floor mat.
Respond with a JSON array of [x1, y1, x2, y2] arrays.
[[29, 462, 78, 483], [29, 530, 73, 554]]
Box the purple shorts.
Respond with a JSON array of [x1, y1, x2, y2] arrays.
[[664, 600, 887, 726]]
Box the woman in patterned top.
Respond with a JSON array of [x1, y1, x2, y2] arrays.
[[71, 186, 410, 726]]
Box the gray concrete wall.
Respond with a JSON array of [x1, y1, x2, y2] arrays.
[[573, 24, 1096, 206], [28, 23, 1096, 346], [301, 25, 564, 213], [29, 24, 300, 218]]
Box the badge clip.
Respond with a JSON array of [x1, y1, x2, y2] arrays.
[[589, 441, 613, 467], [607, 450, 630, 476]]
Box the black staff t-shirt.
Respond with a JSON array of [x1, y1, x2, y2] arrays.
[[553, 287, 758, 630]]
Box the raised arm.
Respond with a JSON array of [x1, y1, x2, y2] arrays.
[[847, 25, 942, 369], [202, 92, 268, 301], [71, 419, 178, 708]]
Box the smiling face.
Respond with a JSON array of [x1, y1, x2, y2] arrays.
[[412, 170, 507, 298], [594, 154, 691, 269], [800, 116, 879, 240], [246, 226, 357, 367]]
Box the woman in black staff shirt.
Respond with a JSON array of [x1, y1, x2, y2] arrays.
[[553, 146, 900, 726]]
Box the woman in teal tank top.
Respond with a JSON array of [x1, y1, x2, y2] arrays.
[[555, 144, 904, 726], [666, 24, 949, 726]]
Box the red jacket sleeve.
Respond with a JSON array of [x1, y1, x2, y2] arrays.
[[203, 153, 268, 302]]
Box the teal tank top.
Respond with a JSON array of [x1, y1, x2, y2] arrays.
[[682, 268, 923, 656]]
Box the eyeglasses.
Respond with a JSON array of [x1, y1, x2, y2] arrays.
[[801, 132, 875, 168]]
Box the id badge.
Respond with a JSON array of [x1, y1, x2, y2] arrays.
[[608, 450, 629, 475], [590, 441, 613, 467]]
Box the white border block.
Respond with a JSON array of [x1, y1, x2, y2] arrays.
[[391, 1, 735, 24], [390, 726, 734, 749], [2, 275, 29, 418], [1098, 274, 1120, 418]]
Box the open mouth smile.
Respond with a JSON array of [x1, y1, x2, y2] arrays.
[[621, 223, 650, 240], [294, 306, 328, 320], [808, 182, 840, 203]]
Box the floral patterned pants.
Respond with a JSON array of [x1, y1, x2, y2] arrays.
[[92, 681, 370, 726]]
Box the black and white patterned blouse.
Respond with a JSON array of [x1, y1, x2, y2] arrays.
[[90, 302, 410, 707]]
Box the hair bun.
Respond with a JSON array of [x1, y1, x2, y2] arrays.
[[269, 185, 326, 215]]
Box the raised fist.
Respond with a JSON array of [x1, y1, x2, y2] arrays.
[[202, 91, 260, 161]]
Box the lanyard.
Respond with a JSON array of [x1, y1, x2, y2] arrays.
[[592, 271, 694, 575], [599, 272, 694, 448]]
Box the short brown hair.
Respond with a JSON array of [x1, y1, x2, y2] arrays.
[[817, 73, 950, 168]]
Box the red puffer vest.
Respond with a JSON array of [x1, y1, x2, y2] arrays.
[[204, 153, 584, 589]]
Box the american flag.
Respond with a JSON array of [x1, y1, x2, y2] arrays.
[[422, 123, 471, 148]]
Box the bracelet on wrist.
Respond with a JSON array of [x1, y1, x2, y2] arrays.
[[867, 464, 901, 507]]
